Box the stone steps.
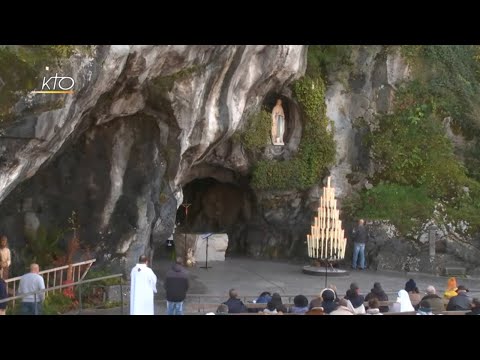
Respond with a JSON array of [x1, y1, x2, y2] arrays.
[[443, 267, 467, 276]]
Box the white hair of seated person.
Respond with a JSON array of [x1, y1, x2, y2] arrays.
[[426, 285, 436, 295]]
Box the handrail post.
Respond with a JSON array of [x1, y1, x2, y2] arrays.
[[120, 279, 124, 315], [78, 284, 83, 314], [34, 293, 38, 315]]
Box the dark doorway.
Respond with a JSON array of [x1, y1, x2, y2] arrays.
[[175, 177, 254, 235]]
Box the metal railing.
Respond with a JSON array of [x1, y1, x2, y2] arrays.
[[0, 273, 124, 315], [5, 259, 96, 305]]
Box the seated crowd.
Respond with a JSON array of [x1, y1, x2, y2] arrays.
[[212, 276, 479, 315]]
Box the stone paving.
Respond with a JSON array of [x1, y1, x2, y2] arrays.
[[73, 257, 480, 314]]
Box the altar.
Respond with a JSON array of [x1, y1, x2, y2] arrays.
[[173, 233, 229, 265]]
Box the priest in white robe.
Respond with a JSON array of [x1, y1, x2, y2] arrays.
[[130, 255, 157, 315]]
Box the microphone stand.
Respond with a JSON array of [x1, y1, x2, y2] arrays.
[[200, 233, 213, 270]]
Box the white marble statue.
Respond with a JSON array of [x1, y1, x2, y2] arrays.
[[271, 99, 285, 145]]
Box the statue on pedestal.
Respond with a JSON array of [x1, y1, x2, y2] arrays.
[[186, 248, 196, 267], [271, 99, 285, 145]]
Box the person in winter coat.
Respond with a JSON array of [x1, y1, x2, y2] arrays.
[[290, 295, 309, 314], [405, 278, 421, 308], [270, 292, 288, 313], [330, 298, 354, 315], [223, 289, 247, 314], [446, 285, 471, 311], [444, 277, 458, 300], [319, 288, 338, 314], [345, 282, 365, 314], [365, 298, 383, 315], [164, 257, 189, 315], [421, 285, 445, 312], [365, 282, 389, 313]]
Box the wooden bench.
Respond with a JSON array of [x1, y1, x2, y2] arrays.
[[185, 303, 222, 313], [381, 310, 469, 315], [185, 302, 295, 314]]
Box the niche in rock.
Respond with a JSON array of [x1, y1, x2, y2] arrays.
[[262, 92, 303, 155]]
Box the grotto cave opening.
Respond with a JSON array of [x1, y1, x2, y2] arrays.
[[174, 176, 255, 256]]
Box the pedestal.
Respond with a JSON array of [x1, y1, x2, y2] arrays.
[[302, 265, 350, 277]]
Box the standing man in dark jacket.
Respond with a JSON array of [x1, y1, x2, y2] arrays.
[[164, 257, 189, 315], [351, 219, 368, 270]]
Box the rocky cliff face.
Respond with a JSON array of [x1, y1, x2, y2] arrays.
[[1, 45, 478, 276], [0, 45, 306, 273], [326, 46, 410, 198]]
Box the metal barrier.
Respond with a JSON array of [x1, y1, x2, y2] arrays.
[[0, 273, 124, 315], [5, 259, 96, 306]]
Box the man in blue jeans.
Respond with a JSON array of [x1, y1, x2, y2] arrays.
[[165, 257, 189, 315], [352, 219, 368, 270]]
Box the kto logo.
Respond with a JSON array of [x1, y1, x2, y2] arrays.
[[32, 67, 75, 94]]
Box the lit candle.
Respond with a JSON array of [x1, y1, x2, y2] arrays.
[[335, 227, 340, 258], [322, 202, 325, 230], [320, 228, 324, 259], [329, 229, 334, 257], [307, 234, 311, 257]]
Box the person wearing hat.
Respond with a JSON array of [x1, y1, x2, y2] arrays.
[[365, 282, 389, 313], [314, 288, 337, 314], [444, 277, 458, 300], [446, 285, 471, 311], [405, 278, 421, 308]]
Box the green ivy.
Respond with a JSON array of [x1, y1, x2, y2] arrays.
[[401, 45, 480, 138], [361, 55, 480, 235], [43, 292, 76, 315], [369, 87, 467, 199], [306, 45, 353, 79], [242, 110, 271, 152], [251, 76, 336, 190], [346, 184, 435, 235]]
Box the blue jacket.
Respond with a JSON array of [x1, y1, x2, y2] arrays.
[[223, 298, 247, 313], [256, 295, 272, 304]]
